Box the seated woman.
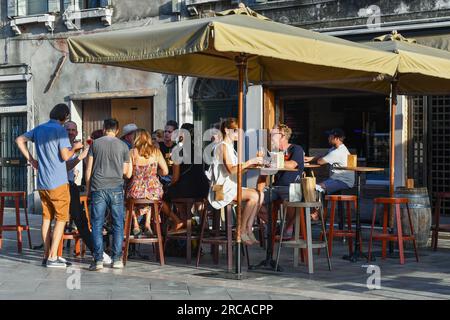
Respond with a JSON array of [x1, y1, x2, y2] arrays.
[[161, 123, 209, 232], [125, 129, 184, 236], [207, 118, 265, 245]]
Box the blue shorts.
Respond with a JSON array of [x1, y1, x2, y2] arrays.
[[320, 179, 350, 194], [263, 186, 289, 204]]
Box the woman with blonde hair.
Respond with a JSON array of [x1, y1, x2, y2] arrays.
[[125, 129, 183, 236], [207, 118, 265, 245]]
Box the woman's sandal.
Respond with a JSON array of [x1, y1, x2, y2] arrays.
[[167, 222, 187, 235], [248, 232, 259, 244], [241, 233, 254, 245]]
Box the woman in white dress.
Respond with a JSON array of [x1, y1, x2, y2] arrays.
[[208, 118, 264, 245]]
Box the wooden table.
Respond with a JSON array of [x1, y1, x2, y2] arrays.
[[333, 166, 385, 262], [247, 166, 298, 272]]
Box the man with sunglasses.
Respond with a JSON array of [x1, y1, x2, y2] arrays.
[[16, 104, 83, 268], [257, 123, 305, 240], [159, 120, 178, 185]]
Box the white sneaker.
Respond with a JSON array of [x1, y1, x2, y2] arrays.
[[103, 252, 112, 265]]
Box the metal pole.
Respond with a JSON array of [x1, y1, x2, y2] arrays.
[[235, 54, 247, 277]]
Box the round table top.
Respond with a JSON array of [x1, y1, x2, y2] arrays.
[[335, 166, 385, 172]]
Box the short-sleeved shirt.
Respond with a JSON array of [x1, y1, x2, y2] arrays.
[[88, 135, 130, 191], [23, 119, 72, 190], [322, 144, 355, 188], [160, 142, 175, 175], [274, 144, 305, 187]]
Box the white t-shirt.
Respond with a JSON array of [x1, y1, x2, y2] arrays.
[[322, 144, 355, 188]]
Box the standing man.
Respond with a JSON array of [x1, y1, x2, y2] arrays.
[[120, 123, 138, 150], [16, 104, 83, 268], [159, 120, 178, 185], [85, 119, 130, 271], [64, 121, 112, 264], [304, 128, 355, 195], [257, 123, 305, 239]]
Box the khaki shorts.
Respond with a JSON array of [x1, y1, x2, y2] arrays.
[[39, 184, 71, 222]]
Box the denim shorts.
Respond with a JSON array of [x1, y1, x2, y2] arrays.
[[321, 179, 350, 194]]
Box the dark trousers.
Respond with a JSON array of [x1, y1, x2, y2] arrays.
[[69, 182, 94, 253]]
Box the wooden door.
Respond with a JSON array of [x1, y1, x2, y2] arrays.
[[111, 98, 153, 134], [82, 99, 111, 139]]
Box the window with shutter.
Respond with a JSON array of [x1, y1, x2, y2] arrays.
[[28, 0, 48, 15], [48, 0, 60, 12], [7, 0, 18, 17]]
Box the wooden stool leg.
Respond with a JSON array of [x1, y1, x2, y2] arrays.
[[74, 237, 81, 257], [432, 197, 441, 251], [327, 200, 336, 258], [226, 205, 233, 272], [186, 203, 192, 265], [395, 204, 405, 265], [382, 204, 389, 259], [196, 207, 208, 268], [212, 209, 220, 264], [15, 196, 22, 253], [300, 208, 307, 264], [346, 201, 353, 255], [368, 203, 377, 262], [23, 194, 32, 249], [293, 208, 300, 267], [0, 196, 4, 249], [58, 237, 64, 257], [406, 204, 419, 262], [154, 204, 165, 266], [122, 203, 133, 266]]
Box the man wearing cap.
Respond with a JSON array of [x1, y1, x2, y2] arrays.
[[121, 123, 138, 150], [305, 128, 355, 197]]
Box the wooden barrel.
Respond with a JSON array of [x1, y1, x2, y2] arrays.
[[395, 187, 432, 248]]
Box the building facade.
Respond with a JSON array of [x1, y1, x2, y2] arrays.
[[0, 0, 184, 212], [1, 0, 449, 214]]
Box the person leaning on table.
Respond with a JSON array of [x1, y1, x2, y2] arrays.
[[304, 128, 355, 220]]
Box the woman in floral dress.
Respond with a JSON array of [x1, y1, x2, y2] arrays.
[[126, 129, 183, 236]]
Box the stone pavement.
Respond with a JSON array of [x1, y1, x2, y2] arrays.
[[1, 210, 450, 300]]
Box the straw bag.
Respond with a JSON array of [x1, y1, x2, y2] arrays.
[[301, 171, 316, 202]]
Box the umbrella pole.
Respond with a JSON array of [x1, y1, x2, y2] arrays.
[[388, 81, 398, 255], [235, 55, 247, 278], [389, 81, 398, 197]]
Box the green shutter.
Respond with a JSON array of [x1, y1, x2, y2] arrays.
[[7, 0, 17, 17], [17, 0, 26, 16], [48, 0, 61, 12]]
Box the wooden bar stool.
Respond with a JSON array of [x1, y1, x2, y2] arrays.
[[431, 192, 450, 251], [58, 195, 90, 257], [275, 201, 331, 274], [196, 201, 249, 272], [0, 191, 32, 253], [123, 199, 164, 266], [368, 197, 419, 265], [164, 198, 205, 264], [318, 195, 358, 257]]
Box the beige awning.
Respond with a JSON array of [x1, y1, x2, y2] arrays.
[[68, 12, 399, 94], [366, 32, 450, 95]]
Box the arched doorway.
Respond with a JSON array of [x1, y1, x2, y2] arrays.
[[192, 79, 238, 131]]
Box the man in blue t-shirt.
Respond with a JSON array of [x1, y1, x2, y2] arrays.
[[16, 104, 83, 268], [257, 123, 305, 239]]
